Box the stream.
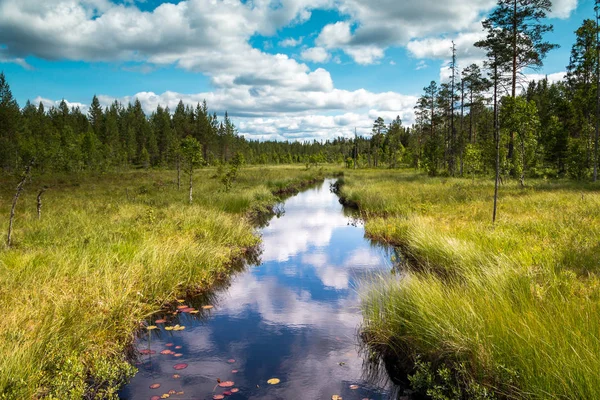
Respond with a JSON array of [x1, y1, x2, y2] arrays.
[[119, 179, 396, 400]]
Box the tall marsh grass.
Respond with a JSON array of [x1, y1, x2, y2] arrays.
[[341, 170, 600, 399], [0, 165, 326, 399]]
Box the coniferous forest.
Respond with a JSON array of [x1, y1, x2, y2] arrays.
[[1, 10, 600, 181]]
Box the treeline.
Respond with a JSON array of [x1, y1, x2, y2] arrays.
[[0, 71, 409, 173], [408, 2, 600, 182]]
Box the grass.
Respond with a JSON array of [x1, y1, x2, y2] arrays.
[[339, 169, 600, 399], [0, 165, 329, 399]]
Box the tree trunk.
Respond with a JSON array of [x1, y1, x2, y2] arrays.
[[37, 187, 47, 220], [493, 60, 500, 224], [595, 4, 600, 182], [189, 168, 193, 205], [7, 161, 34, 247], [508, 0, 517, 167], [177, 156, 181, 190]]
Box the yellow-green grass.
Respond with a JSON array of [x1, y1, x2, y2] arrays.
[[0, 165, 328, 399], [340, 170, 600, 399]]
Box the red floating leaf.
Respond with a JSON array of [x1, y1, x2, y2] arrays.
[[181, 307, 195, 313], [174, 353, 183, 357], [151, 396, 161, 400], [155, 319, 167, 324], [176, 305, 188, 310], [172, 374, 181, 379], [160, 350, 171, 355], [231, 370, 238, 374], [173, 363, 188, 370], [165, 343, 174, 347], [218, 381, 234, 388], [227, 359, 235, 364], [175, 346, 182, 350], [231, 388, 239, 393], [213, 396, 224, 400], [149, 383, 161, 389], [223, 391, 232, 396]]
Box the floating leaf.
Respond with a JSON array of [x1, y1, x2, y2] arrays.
[[173, 363, 188, 370], [349, 385, 359, 390], [177, 305, 188, 310], [223, 391, 232, 396], [218, 381, 235, 387], [227, 359, 235, 363], [165, 326, 174, 331], [231, 388, 239, 393], [172, 374, 181, 379], [181, 307, 195, 313], [231, 369, 238, 374], [213, 396, 224, 400], [176, 299, 185, 303], [176, 391, 184, 395], [267, 378, 280, 385], [155, 319, 167, 324], [139, 349, 156, 355], [174, 353, 183, 357], [151, 396, 160, 400], [202, 305, 214, 310], [166, 343, 174, 347], [160, 394, 170, 399], [331, 396, 342, 400], [146, 325, 158, 330], [160, 350, 172, 355], [189, 310, 199, 314], [149, 383, 161, 389], [168, 390, 177, 395], [175, 346, 182, 350]]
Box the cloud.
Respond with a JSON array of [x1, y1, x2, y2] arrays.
[[415, 60, 428, 70], [301, 47, 331, 63], [279, 37, 303, 47]]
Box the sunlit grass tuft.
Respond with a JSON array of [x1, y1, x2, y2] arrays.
[[342, 170, 600, 399], [0, 165, 329, 399]]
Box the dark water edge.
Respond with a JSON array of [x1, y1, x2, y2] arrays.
[[119, 179, 410, 400]]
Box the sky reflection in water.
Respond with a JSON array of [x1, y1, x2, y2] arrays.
[[120, 179, 393, 400]]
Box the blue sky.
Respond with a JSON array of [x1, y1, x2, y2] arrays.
[[0, 0, 592, 140]]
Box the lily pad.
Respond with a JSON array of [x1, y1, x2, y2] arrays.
[[149, 383, 161, 389], [174, 353, 183, 357], [168, 390, 177, 395], [349, 385, 359, 390], [267, 378, 280, 385], [189, 310, 199, 314], [151, 396, 160, 400], [155, 319, 167, 324], [164, 326, 174, 331], [231, 388, 239, 393], [165, 343, 174, 347], [213, 396, 224, 400], [231, 369, 238, 374], [202, 305, 214, 310], [218, 381, 235, 387], [172, 374, 181, 379], [175, 346, 182, 350], [173, 363, 188, 370], [146, 325, 158, 330], [223, 391, 232, 396], [227, 359, 235, 363], [181, 307, 195, 313], [177, 305, 188, 310], [160, 350, 172, 355], [160, 394, 170, 399], [332, 396, 342, 400]]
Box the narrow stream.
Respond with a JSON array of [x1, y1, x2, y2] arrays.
[[120, 179, 395, 400]]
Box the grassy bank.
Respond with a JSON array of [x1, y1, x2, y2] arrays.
[[339, 170, 600, 399], [0, 165, 328, 399]]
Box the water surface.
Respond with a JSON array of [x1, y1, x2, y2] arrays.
[[120, 179, 394, 400]]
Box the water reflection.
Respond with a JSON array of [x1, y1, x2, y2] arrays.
[[120, 179, 394, 400]]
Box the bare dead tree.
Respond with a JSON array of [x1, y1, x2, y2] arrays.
[[37, 186, 48, 220], [7, 160, 34, 247]]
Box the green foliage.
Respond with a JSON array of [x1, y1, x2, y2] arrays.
[[180, 136, 204, 171]]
